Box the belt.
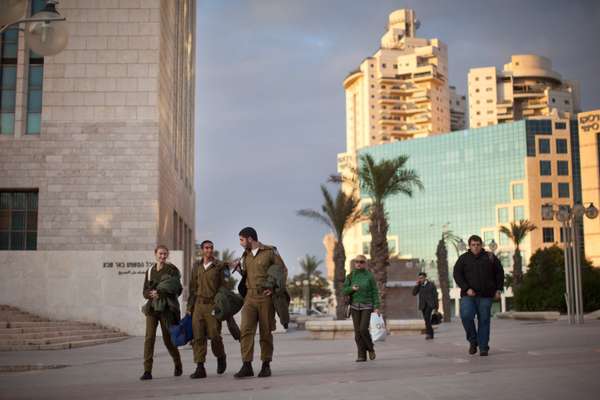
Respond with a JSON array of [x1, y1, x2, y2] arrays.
[[196, 297, 214, 305]]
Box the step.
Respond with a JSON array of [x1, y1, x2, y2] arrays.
[[1, 321, 101, 329], [0, 332, 127, 346], [0, 336, 128, 351], [0, 324, 103, 334], [0, 329, 123, 341]]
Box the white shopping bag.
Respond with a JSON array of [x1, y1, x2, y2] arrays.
[[369, 312, 386, 342]]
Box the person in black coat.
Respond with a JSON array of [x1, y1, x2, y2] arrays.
[[412, 272, 439, 340], [453, 235, 504, 357]]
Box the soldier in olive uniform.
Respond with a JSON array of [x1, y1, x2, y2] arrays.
[[232, 227, 286, 379], [140, 245, 183, 381], [187, 240, 228, 378]]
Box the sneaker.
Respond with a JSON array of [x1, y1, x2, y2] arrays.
[[257, 361, 271, 378], [234, 362, 254, 379], [190, 364, 206, 379], [480, 350, 489, 356], [217, 356, 227, 375], [368, 350, 376, 360], [139, 371, 152, 380], [469, 343, 478, 355]]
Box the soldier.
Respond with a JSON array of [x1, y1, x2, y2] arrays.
[[140, 245, 183, 381], [231, 227, 286, 378], [187, 240, 228, 378]]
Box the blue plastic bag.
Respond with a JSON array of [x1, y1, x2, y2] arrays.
[[169, 314, 193, 347]]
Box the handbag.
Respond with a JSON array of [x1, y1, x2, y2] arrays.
[[431, 310, 443, 325]]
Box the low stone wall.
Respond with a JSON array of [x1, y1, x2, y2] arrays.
[[305, 319, 436, 339], [0, 250, 183, 336], [496, 311, 560, 321]]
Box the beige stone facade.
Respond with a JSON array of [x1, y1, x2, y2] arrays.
[[468, 54, 580, 129], [0, 1, 196, 281]]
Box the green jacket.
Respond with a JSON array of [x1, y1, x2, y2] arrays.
[[214, 287, 244, 322], [142, 263, 182, 324], [342, 269, 380, 309], [263, 264, 291, 329]]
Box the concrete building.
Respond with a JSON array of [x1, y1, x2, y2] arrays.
[[0, 0, 196, 334], [342, 9, 450, 154], [468, 54, 580, 128], [449, 85, 466, 131], [338, 113, 600, 312]]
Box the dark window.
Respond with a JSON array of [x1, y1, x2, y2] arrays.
[[542, 227, 554, 243], [0, 191, 38, 250], [557, 161, 569, 176], [538, 138, 550, 154], [556, 139, 568, 154], [1, 28, 18, 135], [558, 183, 570, 198], [540, 160, 551, 176], [541, 183, 552, 198], [555, 122, 566, 130]]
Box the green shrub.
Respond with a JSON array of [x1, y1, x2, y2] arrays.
[[514, 245, 600, 313]]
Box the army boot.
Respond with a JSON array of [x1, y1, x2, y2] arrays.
[[174, 363, 183, 377], [217, 356, 227, 375], [190, 363, 207, 379], [139, 371, 152, 380], [257, 361, 271, 378], [234, 362, 254, 379]]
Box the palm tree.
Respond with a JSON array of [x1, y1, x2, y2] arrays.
[[356, 154, 423, 316], [298, 255, 323, 312], [499, 220, 537, 288], [298, 185, 363, 319], [214, 248, 238, 290], [435, 230, 461, 322]]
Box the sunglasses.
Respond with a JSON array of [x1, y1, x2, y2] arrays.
[[355, 260, 366, 264]]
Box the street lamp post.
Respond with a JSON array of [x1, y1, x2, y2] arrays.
[[1, 0, 68, 56], [542, 202, 599, 324]]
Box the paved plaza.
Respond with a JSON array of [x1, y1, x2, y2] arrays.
[[1, 318, 599, 400]]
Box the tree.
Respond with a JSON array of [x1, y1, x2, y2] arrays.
[[298, 185, 363, 319], [514, 245, 600, 312], [288, 271, 332, 311], [435, 230, 461, 322], [499, 220, 537, 288], [298, 255, 323, 312], [214, 248, 238, 291], [355, 154, 423, 316]]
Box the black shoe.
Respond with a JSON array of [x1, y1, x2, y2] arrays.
[[368, 350, 376, 360], [234, 362, 254, 379], [217, 356, 227, 375], [174, 364, 183, 376], [190, 363, 206, 379], [425, 335, 434, 340], [257, 361, 271, 378], [480, 350, 489, 356], [469, 343, 478, 355], [140, 371, 152, 380]]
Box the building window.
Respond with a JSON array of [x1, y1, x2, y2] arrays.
[[541, 206, 553, 220], [498, 207, 509, 223], [362, 242, 370, 255], [0, 28, 18, 135], [361, 223, 369, 236], [558, 183, 570, 198], [542, 227, 554, 243], [540, 160, 551, 176], [513, 206, 525, 221], [555, 122, 566, 130], [541, 183, 552, 198], [382, 63, 386, 68], [499, 233, 509, 246], [556, 139, 568, 154], [538, 138, 550, 154], [512, 183, 524, 200], [388, 239, 397, 254], [557, 160, 569, 176], [483, 231, 495, 244], [0, 191, 38, 250]]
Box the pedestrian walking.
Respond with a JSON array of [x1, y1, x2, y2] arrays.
[[412, 272, 439, 340]]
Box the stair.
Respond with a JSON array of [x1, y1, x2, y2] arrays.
[[0, 305, 128, 351]]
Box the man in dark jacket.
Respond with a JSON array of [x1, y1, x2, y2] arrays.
[[453, 235, 504, 356], [412, 272, 438, 340]]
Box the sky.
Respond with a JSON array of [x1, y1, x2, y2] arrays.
[[194, 0, 600, 276]]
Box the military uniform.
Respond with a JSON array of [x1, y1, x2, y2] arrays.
[[142, 262, 182, 374], [187, 259, 227, 364], [239, 244, 286, 363]]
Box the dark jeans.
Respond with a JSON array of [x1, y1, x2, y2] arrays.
[[351, 309, 374, 356], [460, 296, 492, 351], [422, 306, 434, 338]]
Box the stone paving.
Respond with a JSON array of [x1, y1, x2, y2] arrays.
[[1, 318, 599, 400]]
